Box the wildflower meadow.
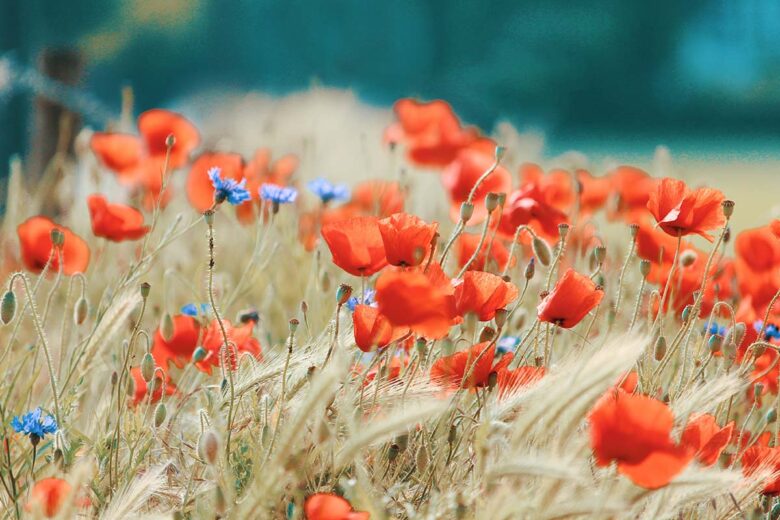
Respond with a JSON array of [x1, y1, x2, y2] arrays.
[[1, 97, 780, 520]]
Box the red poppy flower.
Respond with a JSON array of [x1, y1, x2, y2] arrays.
[[441, 146, 511, 223], [635, 221, 694, 284], [25, 478, 90, 517], [352, 305, 408, 352], [130, 367, 176, 407], [495, 365, 545, 397], [150, 314, 202, 370], [537, 269, 603, 328], [519, 163, 575, 211], [647, 177, 726, 241], [199, 318, 262, 374], [772, 219, 780, 239], [375, 267, 456, 339], [456, 233, 513, 273], [608, 166, 657, 220], [322, 216, 388, 276], [91, 109, 200, 203], [453, 271, 518, 321], [735, 225, 780, 311], [377, 213, 438, 267], [87, 194, 149, 242], [17, 216, 90, 275], [387, 98, 479, 167], [681, 413, 734, 467], [742, 444, 780, 495], [304, 493, 369, 520], [498, 184, 568, 241], [588, 389, 694, 489], [577, 169, 612, 215], [431, 342, 513, 389]]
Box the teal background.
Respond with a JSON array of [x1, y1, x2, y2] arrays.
[[2, 0, 780, 167]]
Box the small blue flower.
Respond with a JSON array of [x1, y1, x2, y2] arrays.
[[208, 167, 251, 206], [307, 177, 350, 204], [181, 303, 210, 317], [497, 336, 521, 355], [260, 184, 298, 204], [753, 320, 780, 340], [703, 322, 726, 337], [11, 408, 57, 443], [346, 289, 376, 312]]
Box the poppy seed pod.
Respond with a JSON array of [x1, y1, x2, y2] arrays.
[[532, 237, 551, 267], [680, 249, 697, 268], [628, 223, 639, 239], [460, 202, 474, 223], [141, 352, 156, 383], [74, 297, 89, 325], [485, 192, 500, 213], [639, 259, 651, 279], [154, 403, 167, 427], [50, 228, 65, 247], [1, 290, 16, 325], [721, 199, 735, 218], [165, 133, 176, 148], [558, 223, 570, 240], [140, 282, 151, 299], [336, 284, 353, 306], [203, 209, 215, 226], [161, 313, 175, 342], [494, 308, 508, 329], [289, 318, 299, 334], [478, 326, 495, 343]]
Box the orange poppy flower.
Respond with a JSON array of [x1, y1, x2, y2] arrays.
[[199, 318, 262, 374], [322, 216, 388, 276], [387, 98, 480, 168], [375, 268, 456, 339], [25, 478, 90, 517], [519, 163, 575, 211], [87, 194, 149, 242], [498, 184, 568, 241], [377, 213, 438, 267], [576, 169, 612, 215], [681, 413, 734, 467], [608, 166, 657, 220], [441, 146, 511, 223], [635, 221, 694, 284], [130, 367, 176, 407], [735, 225, 780, 311], [453, 271, 518, 321], [771, 219, 780, 239], [352, 305, 408, 352], [304, 492, 369, 520], [456, 232, 513, 273], [431, 342, 513, 389], [537, 269, 603, 328], [91, 109, 200, 203], [17, 216, 90, 275], [742, 444, 780, 495], [588, 389, 694, 489], [150, 314, 202, 370], [647, 177, 726, 241]]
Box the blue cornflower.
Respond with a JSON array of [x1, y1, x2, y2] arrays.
[[307, 177, 350, 204], [346, 289, 376, 312], [260, 183, 298, 204], [181, 303, 210, 317], [208, 167, 251, 206], [703, 322, 726, 337], [754, 320, 780, 341], [497, 336, 521, 355], [11, 408, 57, 444]]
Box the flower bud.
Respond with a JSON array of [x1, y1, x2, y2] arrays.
[[755, 383, 764, 400], [140, 282, 151, 299], [416, 445, 429, 473], [154, 403, 167, 427], [448, 424, 457, 444], [487, 371, 498, 391], [215, 485, 227, 516], [126, 374, 136, 396], [478, 326, 495, 343], [192, 346, 207, 363], [681, 305, 693, 322], [767, 409, 777, 424], [654, 336, 667, 361], [1, 290, 16, 325], [639, 259, 651, 279], [199, 429, 220, 464], [524, 258, 535, 280], [708, 334, 722, 354], [496, 192, 506, 207], [494, 145, 506, 161], [111, 371, 118, 386], [74, 297, 89, 325], [725, 322, 746, 349], [415, 337, 427, 358], [680, 249, 697, 268], [161, 313, 175, 342], [165, 133, 176, 148], [558, 223, 570, 241], [141, 352, 156, 383], [336, 284, 353, 306], [485, 192, 500, 213], [721, 199, 735, 218], [460, 202, 474, 223], [494, 308, 508, 329], [50, 228, 65, 247], [320, 271, 331, 292], [532, 237, 551, 266]]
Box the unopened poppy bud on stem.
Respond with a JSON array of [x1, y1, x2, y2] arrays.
[[198, 429, 220, 464], [74, 297, 89, 325], [532, 238, 551, 266], [755, 383, 764, 400], [165, 133, 176, 148], [1, 290, 16, 325], [479, 326, 495, 343], [708, 334, 722, 354], [681, 305, 693, 322], [525, 258, 535, 280], [654, 336, 667, 361], [680, 249, 697, 268], [141, 352, 156, 383], [494, 308, 508, 329], [154, 403, 167, 427], [460, 202, 474, 223], [767, 409, 777, 424], [161, 313, 175, 342], [192, 346, 207, 363], [50, 228, 64, 247]]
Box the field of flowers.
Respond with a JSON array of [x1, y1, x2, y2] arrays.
[[1, 96, 779, 519]]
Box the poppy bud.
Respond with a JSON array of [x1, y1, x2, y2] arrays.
[[416, 445, 429, 473], [50, 228, 65, 247], [478, 326, 495, 343], [558, 223, 570, 241], [496, 192, 506, 206], [460, 202, 474, 223], [300, 300, 308, 315], [532, 238, 551, 267], [203, 210, 215, 226], [681, 305, 693, 322], [396, 433, 409, 452], [192, 346, 207, 363], [126, 374, 136, 396], [140, 282, 151, 299], [141, 352, 156, 383], [336, 284, 353, 306], [639, 259, 651, 279], [111, 371, 118, 386], [494, 308, 508, 329], [1, 290, 16, 325], [680, 249, 697, 268], [654, 336, 667, 361], [165, 133, 176, 148], [725, 323, 746, 349], [415, 337, 427, 358], [628, 223, 639, 239], [448, 424, 457, 444], [755, 383, 764, 399], [154, 403, 167, 427], [721, 199, 735, 218], [289, 318, 299, 334], [488, 371, 498, 391], [215, 485, 227, 516], [754, 343, 766, 357], [388, 443, 400, 462], [767, 409, 777, 424], [708, 334, 723, 354], [485, 192, 500, 213], [161, 313, 175, 342], [722, 226, 731, 244], [524, 258, 535, 280], [74, 296, 89, 325], [320, 271, 331, 292], [199, 429, 220, 464]]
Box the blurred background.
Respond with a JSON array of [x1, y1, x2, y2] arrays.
[[1, 0, 779, 211]]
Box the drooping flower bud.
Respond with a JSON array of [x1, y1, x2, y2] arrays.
[[708, 334, 723, 354], [680, 249, 697, 268], [654, 336, 667, 361], [1, 290, 16, 325], [494, 308, 508, 329], [154, 403, 167, 427], [141, 352, 156, 383], [192, 346, 207, 363], [460, 202, 474, 223], [524, 258, 535, 280], [532, 238, 551, 267], [478, 326, 495, 343], [198, 429, 220, 464], [74, 297, 89, 325], [161, 313, 175, 342]]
